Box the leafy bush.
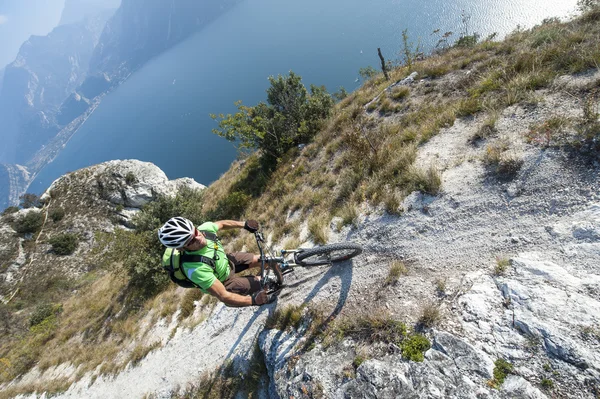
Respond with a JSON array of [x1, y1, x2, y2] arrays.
[[49, 208, 65, 222], [102, 186, 206, 297], [358, 66, 378, 81], [489, 358, 514, 388], [455, 33, 480, 48], [400, 334, 431, 362], [48, 233, 79, 255], [110, 229, 169, 296], [13, 211, 44, 234], [125, 172, 137, 185], [29, 303, 63, 327]]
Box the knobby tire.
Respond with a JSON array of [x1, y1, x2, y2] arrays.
[[295, 242, 362, 266]]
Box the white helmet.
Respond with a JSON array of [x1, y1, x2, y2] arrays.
[[158, 217, 195, 248]]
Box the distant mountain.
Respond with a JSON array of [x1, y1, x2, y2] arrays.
[[89, 0, 242, 80], [0, 0, 243, 208], [59, 0, 122, 26], [0, 10, 113, 164]]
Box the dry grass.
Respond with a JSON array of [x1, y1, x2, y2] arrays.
[[418, 303, 441, 328], [494, 256, 511, 276], [308, 215, 329, 245], [385, 260, 408, 285]]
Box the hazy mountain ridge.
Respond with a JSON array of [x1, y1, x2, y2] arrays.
[[0, 10, 113, 165], [88, 0, 242, 81], [0, 0, 242, 210]]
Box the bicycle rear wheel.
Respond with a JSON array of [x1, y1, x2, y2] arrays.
[[295, 242, 362, 266]]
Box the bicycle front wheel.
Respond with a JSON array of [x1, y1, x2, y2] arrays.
[[295, 242, 362, 266]]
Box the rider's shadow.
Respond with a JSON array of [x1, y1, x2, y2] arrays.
[[223, 259, 354, 365], [266, 260, 354, 366]]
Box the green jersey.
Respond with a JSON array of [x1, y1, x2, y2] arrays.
[[181, 222, 230, 292]]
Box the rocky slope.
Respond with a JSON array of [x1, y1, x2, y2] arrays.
[[0, 159, 204, 300], [2, 69, 598, 399]]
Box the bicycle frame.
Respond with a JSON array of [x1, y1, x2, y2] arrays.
[[254, 231, 301, 289]]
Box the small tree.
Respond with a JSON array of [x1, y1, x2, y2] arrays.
[[48, 233, 79, 255], [211, 71, 333, 166], [19, 193, 41, 209], [358, 66, 378, 82], [13, 211, 44, 234], [49, 208, 65, 222]]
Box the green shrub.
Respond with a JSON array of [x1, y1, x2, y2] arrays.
[[541, 378, 554, 390], [402, 165, 442, 195], [455, 34, 480, 48], [49, 208, 65, 222], [456, 97, 482, 117], [2, 206, 19, 216], [391, 86, 410, 101], [400, 334, 431, 362], [336, 203, 358, 229], [48, 233, 79, 256], [29, 303, 63, 327], [13, 211, 44, 234], [359, 66, 378, 81], [125, 172, 137, 185], [110, 229, 169, 296], [494, 256, 511, 276], [308, 216, 329, 245], [489, 358, 514, 388], [353, 355, 365, 368]]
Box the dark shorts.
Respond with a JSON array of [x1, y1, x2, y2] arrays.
[[222, 252, 261, 295]]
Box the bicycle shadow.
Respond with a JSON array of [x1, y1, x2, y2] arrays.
[[222, 259, 354, 366], [265, 260, 354, 366]]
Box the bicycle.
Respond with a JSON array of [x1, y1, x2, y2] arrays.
[[252, 230, 363, 290]]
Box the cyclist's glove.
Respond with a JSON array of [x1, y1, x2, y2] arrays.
[[251, 289, 277, 306], [244, 220, 259, 233]]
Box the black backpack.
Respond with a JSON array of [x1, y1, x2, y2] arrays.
[[161, 231, 221, 289]]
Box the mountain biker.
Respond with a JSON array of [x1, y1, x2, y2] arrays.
[[158, 217, 282, 307]]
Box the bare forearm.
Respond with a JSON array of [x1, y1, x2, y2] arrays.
[[218, 291, 253, 307], [215, 220, 244, 230]]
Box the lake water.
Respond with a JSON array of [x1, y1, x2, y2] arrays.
[[29, 0, 580, 193]]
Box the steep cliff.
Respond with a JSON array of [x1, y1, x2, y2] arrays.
[[0, 10, 112, 164], [88, 0, 241, 80]]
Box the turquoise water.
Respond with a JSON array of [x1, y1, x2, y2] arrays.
[[29, 0, 579, 192]]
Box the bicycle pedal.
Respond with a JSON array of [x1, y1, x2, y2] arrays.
[[267, 286, 283, 295], [282, 267, 295, 275]]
